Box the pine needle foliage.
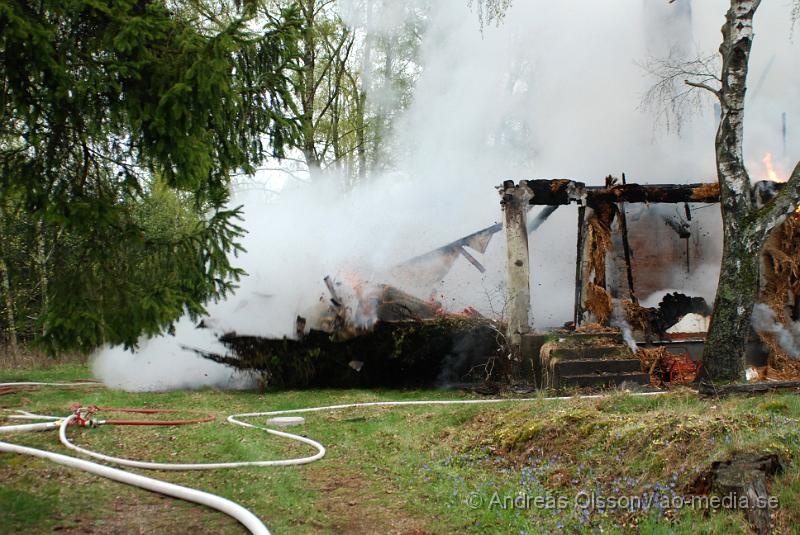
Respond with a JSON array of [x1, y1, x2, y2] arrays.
[[0, 0, 302, 351]]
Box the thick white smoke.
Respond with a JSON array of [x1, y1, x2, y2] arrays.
[[92, 318, 256, 392], [751, 303, 800, 358], [93, 0, 800, 390], [610, 300, 638, 354]]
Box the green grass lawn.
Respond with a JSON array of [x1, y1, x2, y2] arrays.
[[2, 362, 799, 534]]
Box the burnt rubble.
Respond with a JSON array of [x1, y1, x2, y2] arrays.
[[649, 292, 711, 335], [200, 317, 503, 389]]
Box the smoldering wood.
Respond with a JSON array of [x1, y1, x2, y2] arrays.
[[616, 174, 637, 303], [324, 275, 343, 308], [521, 179, 586, 205], [584, 182, 721, 206], [653, 292, 710, 332], [195, 318, 504, 389], [368, 284, 440, 322], [616, 198, 637, 304], [574, 206, 587, 326], [509, 180, 722, 206], [321, 275, 347, 334], [759, 213, 800, 377], [580, 203, 617, 323]]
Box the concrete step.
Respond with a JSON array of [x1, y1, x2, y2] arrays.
[[554, 358, 642, 376], [549, 345, 630, 361], [559, 371, 650, 388], [560, 332, 623, 345]]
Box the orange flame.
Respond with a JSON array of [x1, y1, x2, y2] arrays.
[[762, 152, 786, 183]]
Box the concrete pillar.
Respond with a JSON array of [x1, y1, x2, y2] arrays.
[[500, 180, 533, 351]]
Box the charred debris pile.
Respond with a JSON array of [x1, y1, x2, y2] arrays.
[[198, 282, 507, 389]]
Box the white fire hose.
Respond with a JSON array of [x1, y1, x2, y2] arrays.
[[0, 420, 61, 434], [0, 381, 665, 535], [0, 438, 269, 535]]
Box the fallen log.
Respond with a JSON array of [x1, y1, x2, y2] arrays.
[[699, 380, 800, 398]]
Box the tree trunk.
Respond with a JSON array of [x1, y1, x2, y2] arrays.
[[355, 90, 366, 182], [300, 0, 319, 179], [356, 0, 372, 183], [0, 212, 18, 359], [35, 218, 48, 337], [702, 229, 760, 380], [702, 0, 761, 380]]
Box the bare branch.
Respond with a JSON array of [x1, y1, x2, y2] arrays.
[[468, 0, 513, 30], [793, 0, 800, 36], [685, 80, 720, 96], [639, 51, 721, 134]]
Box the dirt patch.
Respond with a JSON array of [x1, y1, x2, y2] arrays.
[[0, 456, 240, 534], [308, 461, 434, 535], [51, 495, 239, 534]]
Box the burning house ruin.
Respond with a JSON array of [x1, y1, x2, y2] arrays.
[[200, 175, 800, 390]]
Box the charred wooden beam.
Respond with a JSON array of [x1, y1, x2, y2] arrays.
[[457, 245, 486, 273], [619, 203, 639, 305], [324, 275, 343, 308], [574, 205, 587, 327], [523, 179, 586, 205], [504, 179, 723, 206], [793, 294, 800, 322], [617, 174, 637, 304], [584, 182, 721, 206]]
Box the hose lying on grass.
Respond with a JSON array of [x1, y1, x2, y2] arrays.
[[0, 438, 270, 535], [0, 381, 665, 534]]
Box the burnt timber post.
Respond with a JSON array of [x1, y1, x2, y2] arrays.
[[574, 205, 587, 327], [500, 180, 533, 353]]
